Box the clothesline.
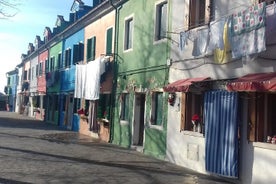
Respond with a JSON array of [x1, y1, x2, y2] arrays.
[[178, 2, 271, 62]]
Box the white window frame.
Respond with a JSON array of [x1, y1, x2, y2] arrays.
[[124, 14, 134, 52], [154, 0, 168, 42]]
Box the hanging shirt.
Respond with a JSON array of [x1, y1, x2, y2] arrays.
[[192, 27, 209, 57], [208, 18, 226, 51]]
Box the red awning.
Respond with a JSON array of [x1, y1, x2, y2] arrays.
[[163, 77, 210, 92], [227, 72, 276, 92]]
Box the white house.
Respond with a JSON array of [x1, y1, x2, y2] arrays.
[[166, 0, 276, 183]]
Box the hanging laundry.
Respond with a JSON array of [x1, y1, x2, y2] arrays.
[[74, 56, 107, 100], [208, 18, 226, 51], [84, 57, 107, 100], [179, 31, 188, 51], [231, 2, 265, 35], [230, 2, 266, 59], [74, 64, 86, 98], [192, 27, 209, 57], [214, 18, 231, 64], [266, 3, 276, 45]]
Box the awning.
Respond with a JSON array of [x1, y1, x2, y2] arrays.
[[163, 77, 210, 92], [227, 72, 276, 92]]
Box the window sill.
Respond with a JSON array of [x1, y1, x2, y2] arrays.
[[153, 38, 167, 45], [253, 142, 276, 151], [123, 48, 133, 53], [120, 120, 129, 125], [182, 131, 204, 138], [148, 124, 163, 131]]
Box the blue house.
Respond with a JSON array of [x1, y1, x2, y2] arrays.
[[59, 28, 84, 131], [5, 69, 18, 112]]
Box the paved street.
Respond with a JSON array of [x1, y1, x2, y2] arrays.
[[0, 111, 237, 184]]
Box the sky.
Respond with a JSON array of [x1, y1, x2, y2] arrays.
[[0, 0, 92, 93]]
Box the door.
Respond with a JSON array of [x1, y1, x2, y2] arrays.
[[132, 93, 145, 146], [204, 90, 239, 178], [64, 94, 74, 130]]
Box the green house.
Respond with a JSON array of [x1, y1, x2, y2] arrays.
[[112, 0, 171, 159]]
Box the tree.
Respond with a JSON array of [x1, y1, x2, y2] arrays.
[[0, 0, 19, 19]]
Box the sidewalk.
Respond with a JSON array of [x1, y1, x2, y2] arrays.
[[0, 112, 239, 184]]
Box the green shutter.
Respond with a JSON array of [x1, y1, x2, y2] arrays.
[[106, 28, 113, 55], [86, 38, 92, 61], [156, 93, 163, 125], [73, 44, 79, 64], [91, 37, 96, 61], [79, 42, 84, 62]]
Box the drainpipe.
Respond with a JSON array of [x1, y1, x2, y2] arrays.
[[109, 0, 123, 143]]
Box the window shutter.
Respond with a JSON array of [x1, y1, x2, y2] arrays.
[[106, 28, 113, 55], [73, 44, 79, 64], [91, 37, 96, 61], [256, 93, 265, 142], [247, 93, 256, 142], [181, 93, 186, 131], [36, 65, 38, 77], [156, 93, 163, 125], [86, 38, 92, 61], [79, 42, 84, 62], [208, 0, 214, 22], [189, 0, 196, 28], [199, 0, 206, 25]]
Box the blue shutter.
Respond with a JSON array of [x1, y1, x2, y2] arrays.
[[204, 90, 239, 178]]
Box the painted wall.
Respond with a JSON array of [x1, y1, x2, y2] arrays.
[[112, 0, 170, 159], [38, 50, 48, 93], [29, 56, 38, 94], [48, 42, 62, 93], [167, 0, 276, 182], [61, 29, 84, 92], [84, 11, 115, 61], [15, 66, 22, 113]]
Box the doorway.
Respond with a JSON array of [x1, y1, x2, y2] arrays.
[[132, 93, 145, 146]]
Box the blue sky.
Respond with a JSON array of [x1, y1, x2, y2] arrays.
[[0, 0, 92, 93]]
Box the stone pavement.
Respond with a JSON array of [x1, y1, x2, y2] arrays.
[[0, 112, 238, 184]]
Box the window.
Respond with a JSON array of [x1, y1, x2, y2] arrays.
[[73, 98, 81, 113], [7, 77, 10, 85], [65, 48, 72, 68], [181, 92, 204, 133], [106, 27, 113, 55], [98, 94, 111, 119], [36, 64, 39, 77], [23, 70, 27, 80], [189, 0, 213, 29], [87, 36, 96, 62], [31, 67, 35, 80], [39, 62, 43, 76], [50, 57, 55, 72], [155, 1, 167, 41], [248, 93, 276, 143], [45, 59, 49, 73], [120, 93, 129, 121], [259, 0, 276, 5], [28, 69, 31, 80], [124, 17, 133, 50], [57, 53, 62, 70], [73, 42, 84, 64], [151, 92, 163, 126]]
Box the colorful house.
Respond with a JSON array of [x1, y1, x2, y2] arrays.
[[5, 68, 18, 112], [111, 0, 170, 159], [45, 40, 62, 125], [166, 0, 276, 183], [73, 0, 116, 141]]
